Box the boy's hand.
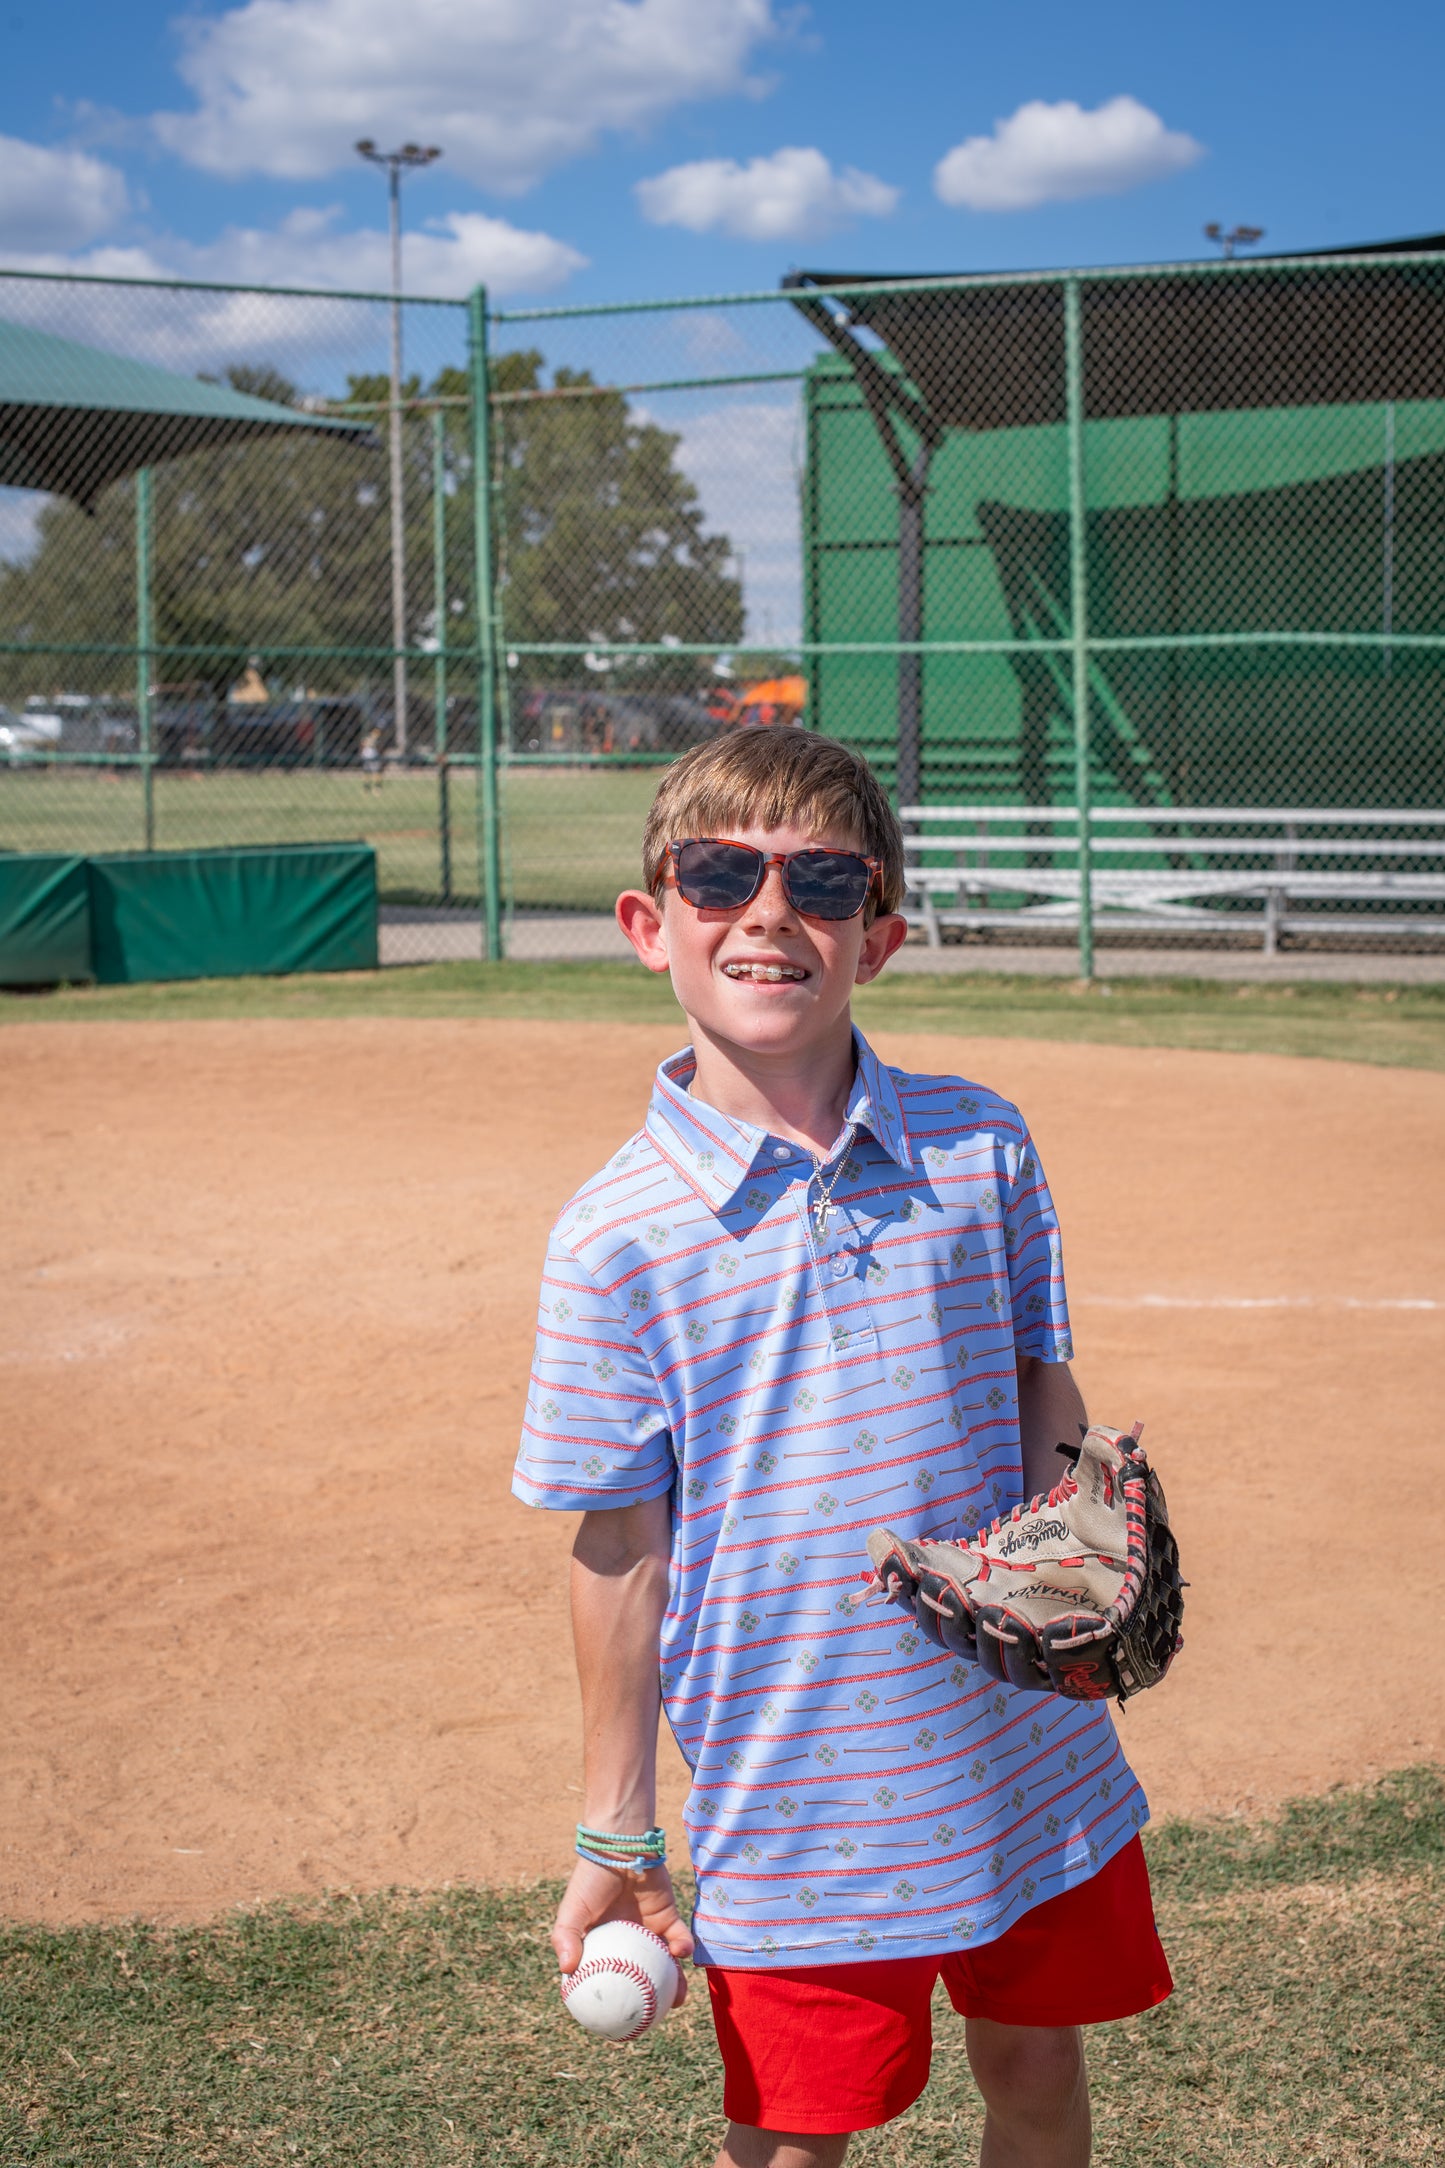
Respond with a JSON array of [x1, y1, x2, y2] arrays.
[[551, 1858, 694, 2002]]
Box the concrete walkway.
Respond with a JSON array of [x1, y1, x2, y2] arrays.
[[380, 908, 1445, 983]]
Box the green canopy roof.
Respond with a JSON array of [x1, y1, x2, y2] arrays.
[[0, 316, 374, 509]]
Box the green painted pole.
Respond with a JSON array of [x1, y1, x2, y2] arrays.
[[135, 465, 155, 850], [433, 404, 452, 902], [468, 286, 503, 962], [1063, 278, 1094, 981]]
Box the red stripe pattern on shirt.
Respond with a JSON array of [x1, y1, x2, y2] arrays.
[[513, 1031, 1149, 1966]]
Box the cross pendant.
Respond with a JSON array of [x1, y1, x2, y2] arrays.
[[814, 1198, 832, 1237]]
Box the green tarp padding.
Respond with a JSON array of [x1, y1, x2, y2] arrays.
[[0, 853, 92, 984], [86, 843, 378, 984]]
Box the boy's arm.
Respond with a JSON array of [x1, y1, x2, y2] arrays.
[[1016, 1351, 1088, 1504], [550, 1493, 695, 1981]]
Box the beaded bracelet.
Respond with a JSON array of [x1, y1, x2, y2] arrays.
[[575, 1822, 667, 1874]]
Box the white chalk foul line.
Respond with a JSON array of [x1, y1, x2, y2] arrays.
[[1078, 1294, 1440, 1312]]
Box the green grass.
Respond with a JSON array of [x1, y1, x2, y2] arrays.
[[1, 1768, 1440, 2167], [499, 765, 665, 910], [0, 764, 659, 911], [7, 962, 1445, 1072]]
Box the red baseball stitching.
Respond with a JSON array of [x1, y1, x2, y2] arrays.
[[562, 1955, 660, 2039]]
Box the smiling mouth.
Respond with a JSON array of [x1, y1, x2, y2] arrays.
[[721, 961, 809, 982]]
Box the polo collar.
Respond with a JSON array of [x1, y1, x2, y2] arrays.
[[644, 1028, 912, 1215]]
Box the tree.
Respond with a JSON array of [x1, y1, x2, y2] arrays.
[[0, 365, 387, 703], [0, 350, 742, 717], [482, 350, 743, 672]]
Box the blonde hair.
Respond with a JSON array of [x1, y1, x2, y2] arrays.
[[641, 729, 905, 915]]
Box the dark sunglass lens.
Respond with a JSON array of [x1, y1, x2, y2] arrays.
[[675, 840, 763, 908], [785, 849, 871, 918]]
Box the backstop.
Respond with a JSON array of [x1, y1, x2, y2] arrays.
[[2, 242, 1443, 974]]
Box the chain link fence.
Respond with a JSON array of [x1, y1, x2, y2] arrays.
[[0, 270, 497, 967], [4, 250, 1444, 973]]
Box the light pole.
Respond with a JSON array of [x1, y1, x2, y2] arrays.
[[356, 137, 442, 760], [1204, 222, 1265, 260]]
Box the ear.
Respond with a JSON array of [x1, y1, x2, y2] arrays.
[[854, 910, 910, 986], [616, 889, 672, 975]]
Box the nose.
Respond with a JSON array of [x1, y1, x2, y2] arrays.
[[742, 858, 798, 931]]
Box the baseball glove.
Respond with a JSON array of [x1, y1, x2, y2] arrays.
[[864, 1422, 1184, 1703]]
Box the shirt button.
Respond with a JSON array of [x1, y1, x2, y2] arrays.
[[771, 1144, 791, 1161], [830, 1256, 849, 1279]]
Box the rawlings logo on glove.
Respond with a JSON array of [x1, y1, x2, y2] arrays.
[[864, 1422, 1185, 1704]]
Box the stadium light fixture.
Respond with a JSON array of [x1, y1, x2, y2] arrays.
[[356, 139, 443, 760], [1204, 222, 1266, 260]]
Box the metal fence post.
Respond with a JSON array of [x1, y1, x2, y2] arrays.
[[468, 286, 503, 962], [135, 464, 155, 851], [432, 404, 452, 902], [1063, 277, 1094, 981], [896, 448, 931, 810], [1382, 399, 1395, 682]]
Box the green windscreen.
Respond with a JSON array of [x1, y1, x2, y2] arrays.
[[803, 355, 1445, 809]]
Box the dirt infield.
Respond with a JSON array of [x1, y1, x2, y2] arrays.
[[3, 1017, 1442, 1926]]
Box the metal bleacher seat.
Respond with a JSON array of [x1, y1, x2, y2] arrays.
[[899, 807, 1445, 953]]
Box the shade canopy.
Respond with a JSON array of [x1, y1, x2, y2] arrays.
[[0, 316, 374, 509], [785, 235, 1445, 436]]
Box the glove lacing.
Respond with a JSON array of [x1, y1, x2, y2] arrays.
[[862, 1442, 1115, 1605]]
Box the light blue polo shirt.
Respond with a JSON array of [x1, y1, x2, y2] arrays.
[[513, 1030, 1149, 1966]]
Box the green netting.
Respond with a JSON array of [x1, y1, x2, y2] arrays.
[[804, 355, 1445, 809]]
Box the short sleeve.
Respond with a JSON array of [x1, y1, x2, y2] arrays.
[[512, 1232, 677, 1511], [1004, 1128, 1074, 1361]]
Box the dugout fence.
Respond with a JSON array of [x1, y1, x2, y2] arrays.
[[3, 243, 1444, 975]]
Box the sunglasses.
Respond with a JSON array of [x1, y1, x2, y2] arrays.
[[663, 837, 881, 920]]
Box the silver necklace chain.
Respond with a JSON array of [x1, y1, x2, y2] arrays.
[[810, 1125, 855, 1237]]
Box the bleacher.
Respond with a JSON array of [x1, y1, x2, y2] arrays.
[[900, 807, 1445, 952]]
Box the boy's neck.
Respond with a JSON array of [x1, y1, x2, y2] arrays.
[[685, 1010, 857, 1159]]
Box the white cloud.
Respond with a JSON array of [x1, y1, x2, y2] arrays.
[[934, 95, 1203, 214], [0, 207, 584, 384], [657, 398, 801, 639], [0, 488, 49, 570], [637, 145, 897, 242], [0, 132, 129, 251], [175, 203, 586, 296], [153, 0, 778, 191], [679, 311, 748, 363], [0, 245, 391, 381]]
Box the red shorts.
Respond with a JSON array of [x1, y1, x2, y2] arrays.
[[706, 1836, 1172, 2135]]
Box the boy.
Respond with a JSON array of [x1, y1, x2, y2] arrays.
[[513, 730, 1171, 2168]]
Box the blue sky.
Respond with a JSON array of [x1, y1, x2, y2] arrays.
[[1, 0, 1441, 631], [2, 0, 1441, 306]]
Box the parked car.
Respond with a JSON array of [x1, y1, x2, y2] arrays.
[[0, 703, 54, 763], [2, 695, 136, 763], [203, 694, 380, 769], [513, 686, 724, 757]]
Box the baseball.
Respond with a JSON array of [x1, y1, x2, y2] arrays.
[[560, 1920, 685, 2042]]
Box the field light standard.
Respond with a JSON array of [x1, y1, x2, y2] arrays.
[[356, 137, 442, 759], [1204, 222, 1265, 260]]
